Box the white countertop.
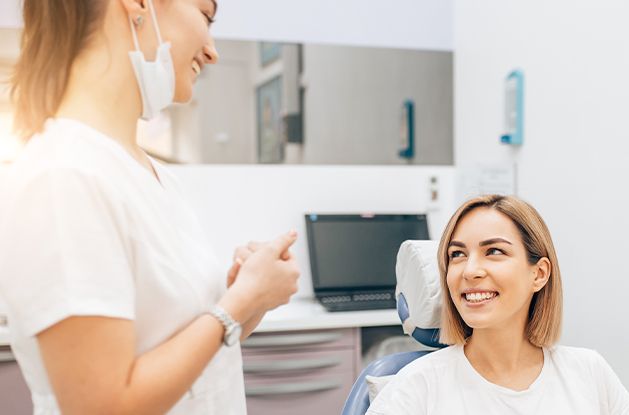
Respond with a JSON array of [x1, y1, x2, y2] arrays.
[[254, 297, 401, 333]]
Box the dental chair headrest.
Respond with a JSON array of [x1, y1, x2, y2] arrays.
[[395, 240, 446, 348]]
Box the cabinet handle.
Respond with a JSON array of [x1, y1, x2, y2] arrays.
[[245, 380, 342, 396], [243, 357, 342, 373], [242, 332, 343, 348]]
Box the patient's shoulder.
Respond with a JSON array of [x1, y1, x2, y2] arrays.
[[547, 345, 613, 378], [548, 345, 604, 368], [366, 346, 461, 414], [396, 344, 461, 379]]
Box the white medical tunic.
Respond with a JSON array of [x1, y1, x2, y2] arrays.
[[0, 118, 247, 414], [367, 344, 629, 415]]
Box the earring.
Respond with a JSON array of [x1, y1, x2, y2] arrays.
[[133, 15, 144, 27]]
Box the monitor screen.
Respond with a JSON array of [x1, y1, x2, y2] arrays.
[[305, 214, 430, 292]]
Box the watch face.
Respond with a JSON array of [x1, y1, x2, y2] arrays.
[[225, 324, 242, 347]]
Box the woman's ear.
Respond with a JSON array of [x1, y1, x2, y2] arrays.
[[532, 257, 551, 292], [119, 0, 147, 24]]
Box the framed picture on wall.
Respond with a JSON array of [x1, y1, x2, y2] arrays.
[[256, 76, 284, 163], [259, 42, 282, 66]]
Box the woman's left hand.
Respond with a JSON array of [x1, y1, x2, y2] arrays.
[[227, 241, 292, 287], [226, 241, 294, 339]]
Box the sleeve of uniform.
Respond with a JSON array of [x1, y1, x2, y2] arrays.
[[0, 167, 135, 337], [591, 350, 629, 415]]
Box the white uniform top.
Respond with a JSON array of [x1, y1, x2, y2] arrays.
[[367, 344, 629, 415], [0, 118, 247, 415]]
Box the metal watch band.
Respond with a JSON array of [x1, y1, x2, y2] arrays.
[[209, 305, 237, 329], [209, 305, 242, 346]]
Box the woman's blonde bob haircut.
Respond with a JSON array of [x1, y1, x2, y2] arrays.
[[437, 194, 563, 347]]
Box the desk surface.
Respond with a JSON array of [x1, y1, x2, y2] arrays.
[[254, 297, 401, 332], [0, 299, 401, 346]]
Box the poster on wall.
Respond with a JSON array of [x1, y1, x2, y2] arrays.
[[256, 76, 284, 163]]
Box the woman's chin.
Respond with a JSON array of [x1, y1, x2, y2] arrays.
[[173, 84, 193, 104]]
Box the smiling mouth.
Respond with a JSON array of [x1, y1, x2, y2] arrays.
[[462, 291, 499, 304]]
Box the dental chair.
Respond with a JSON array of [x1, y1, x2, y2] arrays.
[[341, 240, 446, 415]]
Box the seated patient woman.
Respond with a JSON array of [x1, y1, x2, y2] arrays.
[[367, 195, 629, 415]]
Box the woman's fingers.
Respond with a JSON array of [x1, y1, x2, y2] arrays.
[[246, 241, 265, 252], [226, 260, 241, 287], [245, 235, 294, 261], [233, 246, 253, 262], [269, 231, 298, 257]]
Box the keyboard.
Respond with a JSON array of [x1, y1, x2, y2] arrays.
[[317, 291, 396, 312]]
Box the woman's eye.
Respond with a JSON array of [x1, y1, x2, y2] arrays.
[[202, 12, 214, 26], [449, 250, 465, 260], [487, 247, 504, 255]]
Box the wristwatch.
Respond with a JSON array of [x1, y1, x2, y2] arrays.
[[209, 305, 242, 347]]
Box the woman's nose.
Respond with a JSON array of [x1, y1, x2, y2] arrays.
[[462, 256, 487, 280], [203, 41, 219, 65]]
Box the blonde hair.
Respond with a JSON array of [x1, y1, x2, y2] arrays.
[[10, 0, 108, 140], [437, 195, 563, 347]]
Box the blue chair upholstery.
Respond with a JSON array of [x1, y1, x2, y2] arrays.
[[341, 294, 446, 415], [340, 350, 430, 415], [396, 292, 446, 349]]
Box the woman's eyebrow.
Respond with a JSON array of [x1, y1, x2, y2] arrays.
[[449, 240, 466, 248], [479, 237, 512, 246]]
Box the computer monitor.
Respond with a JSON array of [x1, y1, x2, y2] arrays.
[[305, 213, 430, 311]]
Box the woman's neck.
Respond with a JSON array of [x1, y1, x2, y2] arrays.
[[464, 327, 544, 391], [56, 50, 141, 152], [55, 4, 148, 164]]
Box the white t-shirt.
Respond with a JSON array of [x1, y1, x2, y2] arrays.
[[367, 344, 629, 415], [0, 118, 247, 415]]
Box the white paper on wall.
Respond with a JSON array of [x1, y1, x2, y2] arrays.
[[456, 163, 517, 203]]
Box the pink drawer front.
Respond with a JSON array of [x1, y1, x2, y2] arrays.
[[0, 347, 33, 415], [245, 368, 354, 415], [243, 348, 356, 383], [242, 328, 357, 354]]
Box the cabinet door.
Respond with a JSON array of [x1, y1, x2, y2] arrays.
[[0, 356, 33, 414], [245, 368, 355, 415], [242, 329, 360, 415]]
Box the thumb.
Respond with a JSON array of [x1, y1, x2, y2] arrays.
[[270, 230, 298, 255]]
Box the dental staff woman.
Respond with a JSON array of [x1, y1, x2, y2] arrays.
[[367, 195, 629, 415], [0, 0, 300, 414]]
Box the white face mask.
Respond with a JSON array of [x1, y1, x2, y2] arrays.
[[128, 0, 175, 120]]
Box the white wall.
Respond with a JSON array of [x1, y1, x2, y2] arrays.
[[455, 0, 629, 386], [213, 0, 453, 51], [0, 1, 20, 29], [0, 0, 453, 51], [170, 165, 456, 298]]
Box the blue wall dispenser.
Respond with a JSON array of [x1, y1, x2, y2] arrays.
[[500, 70, 524, 145], [398, 99, 415, 159]]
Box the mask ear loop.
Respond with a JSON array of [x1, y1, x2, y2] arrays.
[[128, 0, 164, 52], [129, 16, 142, 51], [146, 0, 164, 45]]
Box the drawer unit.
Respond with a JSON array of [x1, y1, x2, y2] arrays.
[[0, 346, 33, 414], [242, 328, 360, 415], [244, 369, 355, 415]]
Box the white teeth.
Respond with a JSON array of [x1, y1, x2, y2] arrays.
[[192, 60, 201, 75], [465, 292, 497, 303]]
